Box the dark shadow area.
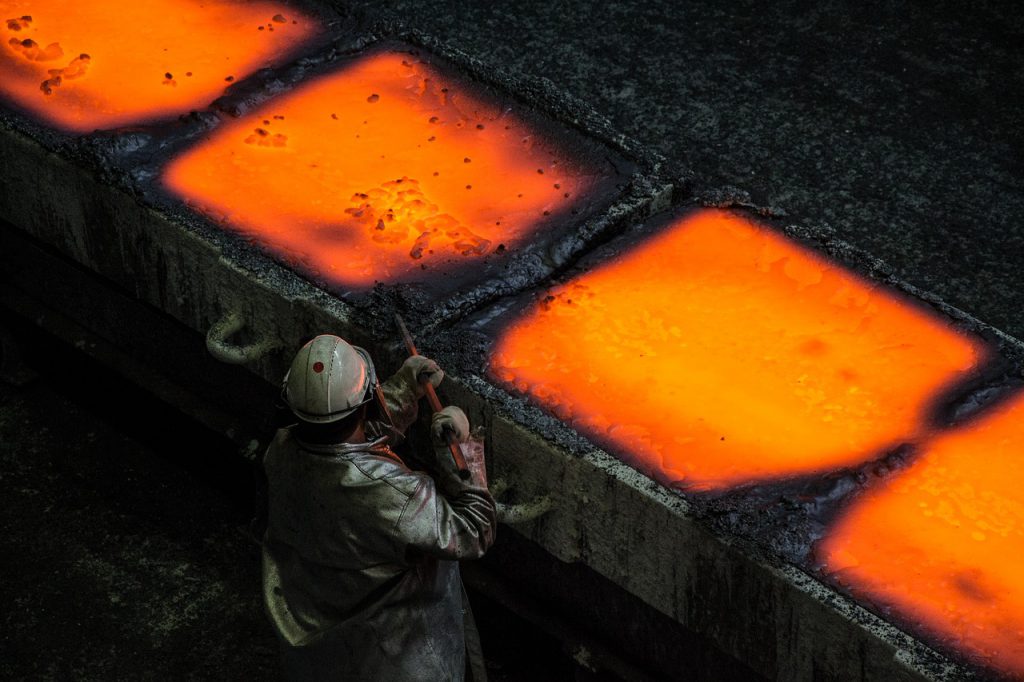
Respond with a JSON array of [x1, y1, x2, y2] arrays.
[[1, 310, 650, 680], [0, 311, 279, 680]]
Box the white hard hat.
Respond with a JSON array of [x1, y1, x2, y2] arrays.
[[282, 335, 377, 423]]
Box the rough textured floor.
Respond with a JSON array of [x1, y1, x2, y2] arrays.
[[0, 356, 278, 679]]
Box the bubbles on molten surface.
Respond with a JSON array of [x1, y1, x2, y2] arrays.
[[819, 392, 1024, 677], [163, 52, 597, 289], [490, 210, 985, 490], [0, 1, 318, 132]]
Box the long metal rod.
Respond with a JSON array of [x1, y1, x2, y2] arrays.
[[395, 314, 470, 479]]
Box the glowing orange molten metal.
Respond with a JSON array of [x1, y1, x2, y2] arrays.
[[163, 52, 594, 290], [0, 1, 317, 132], [820, 393, 1024, 677], [490, 210, 985, 490]]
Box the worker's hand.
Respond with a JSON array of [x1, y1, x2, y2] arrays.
[[399, 355, 444, 399], [431, 406, 470, 444], [432, 412, 488, 490], [458, 432, 488, 489]]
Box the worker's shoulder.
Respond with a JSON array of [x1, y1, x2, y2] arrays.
[[264, 428, 430, 498], [266, 425, 298, 454], [347, 450, 432, 499]]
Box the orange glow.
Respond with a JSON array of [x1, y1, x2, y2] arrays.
[[0, 0, 318, 132], [163, 51, 597, 289], [819, 393, 1024, 677], [490, 210, 985, 490]]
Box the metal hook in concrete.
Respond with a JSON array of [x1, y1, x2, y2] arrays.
[[496, 496, 554, 524], [491, 477, 554, 524], [206, 311, 283, 365]]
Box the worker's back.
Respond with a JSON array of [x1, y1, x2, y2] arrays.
[[262, 426, 471, 681]]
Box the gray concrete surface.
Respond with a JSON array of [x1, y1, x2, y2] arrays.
[[344, 0, 1024, 340]]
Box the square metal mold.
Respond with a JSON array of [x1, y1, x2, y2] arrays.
[[448, 204, 1017, 680]]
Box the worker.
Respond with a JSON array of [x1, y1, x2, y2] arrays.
[[262, 334, 497, 681]]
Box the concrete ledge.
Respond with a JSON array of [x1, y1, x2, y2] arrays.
[[440, 375, 970, 681], [0, 126, 364, 385]]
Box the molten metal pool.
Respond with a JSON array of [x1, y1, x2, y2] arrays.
[[163, 50, 602, 291], [820, 392, 1024, 677], [0, 0, 317, 132], [490, 209, 985, 491]]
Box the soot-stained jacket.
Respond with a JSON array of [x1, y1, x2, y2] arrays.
[[262, 374, 496, 681]]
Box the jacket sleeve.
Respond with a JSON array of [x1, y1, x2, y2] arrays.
[[393, 475, 497, 561], [379, 372, 421, 436]]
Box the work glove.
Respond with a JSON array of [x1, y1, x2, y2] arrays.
[[398, 355, 444, 400], [431, 407, 487, 489], [432, 406, 470, 443]]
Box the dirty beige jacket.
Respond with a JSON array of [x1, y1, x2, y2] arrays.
[[262, 382, 496, 681]]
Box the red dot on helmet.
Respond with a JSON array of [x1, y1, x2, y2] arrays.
[[313, 361, 325, 373]]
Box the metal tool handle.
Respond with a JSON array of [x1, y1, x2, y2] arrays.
[[395, 315, 471, 480]]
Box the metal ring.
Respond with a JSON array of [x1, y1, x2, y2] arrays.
[[206, 311, 283, 365]]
